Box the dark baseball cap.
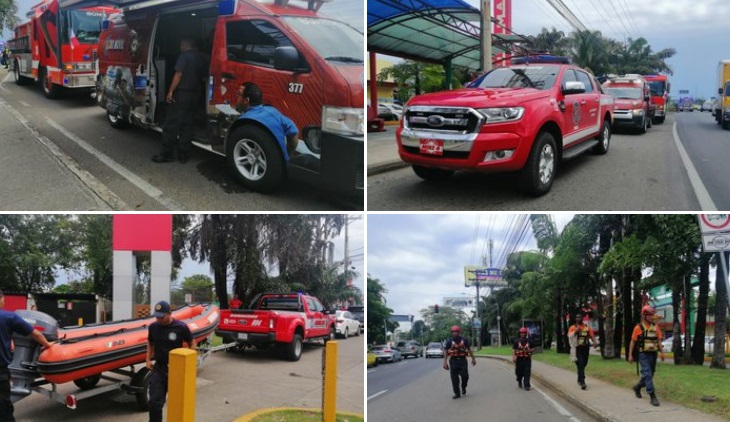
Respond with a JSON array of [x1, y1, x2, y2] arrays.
[[153, 301, 171, 317]]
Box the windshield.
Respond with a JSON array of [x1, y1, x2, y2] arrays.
[[68, 10, 104, 44], [647, 81, 666, 97], [472, 66, 559, 90], [726, 81, 730, 96], [283, 16, 363, 64], [605, 87, 642, 100]]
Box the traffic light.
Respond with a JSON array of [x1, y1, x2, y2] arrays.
[[434, 304, 439, 313]]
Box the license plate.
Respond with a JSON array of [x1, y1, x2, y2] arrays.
[[237, 333, 248, 340], [419, 139, 444, 156]]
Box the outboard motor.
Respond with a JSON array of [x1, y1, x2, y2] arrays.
[[9, 310, 59, 403]]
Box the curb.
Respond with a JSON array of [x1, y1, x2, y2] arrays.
[[367, 160, 410, 176], [476, 355, 617, 422], [233, 407, 363, 422]]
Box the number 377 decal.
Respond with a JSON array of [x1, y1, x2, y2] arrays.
[[288, 83, 304, 94]]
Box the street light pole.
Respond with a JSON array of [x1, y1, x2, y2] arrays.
[[497, 301, 501, 347]]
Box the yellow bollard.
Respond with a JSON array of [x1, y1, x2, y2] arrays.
[[78, 318, 83, 326], [323, 341, 338, 422], [168, 348, 197, 422]]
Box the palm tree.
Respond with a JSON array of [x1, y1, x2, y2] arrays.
[[569, 30, 610, 75], [527, 27, 568, 56]]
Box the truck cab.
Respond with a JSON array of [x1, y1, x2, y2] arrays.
[[68, 0, 364, 199], [396, 56, 614, 196], [602, 74, 653, 133]]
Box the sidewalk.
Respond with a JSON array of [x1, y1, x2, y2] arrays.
[[367, 126, 408, 175], [0, 81, 118, 210], [482, 355, 727, 422]]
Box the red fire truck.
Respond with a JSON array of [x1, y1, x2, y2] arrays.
[[7, 0, 116, 98], [643, 74, 670, 124], [602, 74, 654, 133], [64, 0, 364, 199]]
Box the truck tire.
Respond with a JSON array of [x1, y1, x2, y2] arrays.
[[343, 327, 349, 339], [593, 119, 611, 155], [226, 126, 286, 193], [324, 326, 336, 344], [40, 67, 61, 99], [520, 131, 557, 196], [639, 116, 647, 134], [107, 109, 130, 129], [285, 333, 303, 361], [13, 61, 31, 85], [73, 374, 101, 390], [132, 368, 151, 411], [412, 165, 454, 181]]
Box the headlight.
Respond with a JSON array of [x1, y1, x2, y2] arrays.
[[475, 107, 524, 124], [632, 109, 644, 115], [322, 106, 364, 136]]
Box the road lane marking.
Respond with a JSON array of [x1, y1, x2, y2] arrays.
[[0, 72, 11, 93], [0, 99, 126, 209], [535, 388, 582, 422], [46, 118, 186, 210], [672, 121, 717, 210], [19, 100, 30, 107], [367, 369, 376, 373], [367, 390, 387, 401]]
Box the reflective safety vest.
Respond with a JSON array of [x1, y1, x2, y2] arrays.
[[576, 325, 590, 346], [638, 323, 659, 353], [515, 339, 531, 358], [447, 338, 468, 357]]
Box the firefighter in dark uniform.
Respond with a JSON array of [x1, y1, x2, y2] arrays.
[[512, 326, 534, 391], [568, 312, 597, 390], [629, 305, 664, 407], [442, 325, 476, 399]]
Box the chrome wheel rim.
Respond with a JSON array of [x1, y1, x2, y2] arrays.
[[233, 139, 267, 181], [603, 125, 610, 149], [538, 143, 555, 185]]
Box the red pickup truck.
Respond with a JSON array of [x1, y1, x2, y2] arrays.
[[397, 56, 614, 196], [215, 293, 336, 361]]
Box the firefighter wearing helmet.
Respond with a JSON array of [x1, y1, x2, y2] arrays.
[[568, 311, 598, 390], [512, 326, 535, 390], [442, 325, 476, 399], [629, 305, 665, 407]]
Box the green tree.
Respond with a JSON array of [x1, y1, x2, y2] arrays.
[[367, 276, 393, 344], [0, 0, 18, 34], [181, 274, 214, 302], [527, 27, 568, 56]]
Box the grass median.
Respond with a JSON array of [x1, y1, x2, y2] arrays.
[[248, 410, 363, 422], [477, 346, 730, 419]]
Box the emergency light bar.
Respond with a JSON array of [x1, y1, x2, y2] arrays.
[[511, 55, 570, 65]]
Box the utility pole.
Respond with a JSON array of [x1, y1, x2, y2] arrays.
[[482, 0, 492, 72]]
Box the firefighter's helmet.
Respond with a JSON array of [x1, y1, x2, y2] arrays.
[[519, 327, 529, 335], [450, 325, 461, 333], [641, 305, 656, 315]]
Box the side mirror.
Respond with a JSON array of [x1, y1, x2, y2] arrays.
[[274, 46, 300, 72], [719, 88, 723, 95], [562, 81, 586, 95]]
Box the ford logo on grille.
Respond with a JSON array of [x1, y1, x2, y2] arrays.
[[426, 115, 445, 127]]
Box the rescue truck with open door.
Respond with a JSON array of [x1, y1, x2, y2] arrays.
[[63, 0, 364, 200], [7, 0, 116, 98]]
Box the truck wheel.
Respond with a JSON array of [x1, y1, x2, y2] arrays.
[[40, 67, 60, 99], [639, 116, 647, 134], [227, 126, 285, 193], [343, 327, 349, 339], [520, 131, 557, 196], [73, 374, 101, 390], [324, 326, 336, 344], [647, 116, 652, 129], [132, 368, 151, 411], [107, 110, 130, 129], [593, 119, 611, 155], [412, 165, 454, 181], [13, 61, 30, 85], [285, 333, 303, 361]]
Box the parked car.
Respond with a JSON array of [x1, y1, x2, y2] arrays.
[[706, 336, 715, 354], [371, 345, 402, 363], [367, 351, 379, 367], [378, 102, 403, 121], [395, 340, 423, 358], [334, 310, 360, 339], [425, 342, 444, 358], [347, 305, 364, 333]]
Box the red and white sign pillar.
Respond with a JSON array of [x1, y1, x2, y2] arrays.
[[493, 0, 511, 67], [112, 215, 173, 320], [698, 214, 730, 312]]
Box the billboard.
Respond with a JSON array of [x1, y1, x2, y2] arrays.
[[443, 296, 475, 310], [464, 266, 506, 287]]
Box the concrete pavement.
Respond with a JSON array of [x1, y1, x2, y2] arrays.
[[0, 70, 119, 210], [367, 126, 408, 175], [482, 355, 727, 422]]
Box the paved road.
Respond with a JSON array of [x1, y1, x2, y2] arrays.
[[368, 356, 597, 422], [367, 115, 700, 210], [675, 110, 730, 209], [0, 71, 359, 210], [14, 334, 364, 421]]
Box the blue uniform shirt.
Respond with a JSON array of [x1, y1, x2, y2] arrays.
[[240, 105, 298, 161], [0, 310, 33, 367]]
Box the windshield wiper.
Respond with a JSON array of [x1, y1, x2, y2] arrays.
[[324, 56, 363, 63]]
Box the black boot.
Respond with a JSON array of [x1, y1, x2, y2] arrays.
[[649, 393, 660, 407], [518, 379, 522, 389], [632, 384, 642, 399]]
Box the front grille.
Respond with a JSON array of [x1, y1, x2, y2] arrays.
[[406, 107, 481, 133], [403, 146, 470, 159]]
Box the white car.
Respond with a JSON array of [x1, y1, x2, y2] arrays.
[[335, 310, 360, 339], [377, 102, 403, 121]]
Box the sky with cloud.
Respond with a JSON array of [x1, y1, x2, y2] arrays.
[[367, 214, 575, 329]]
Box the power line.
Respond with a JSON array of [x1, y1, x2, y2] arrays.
[[526, 0, 573, 34], [618, 0, 642, 39], [545, 0, 587, 32]]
